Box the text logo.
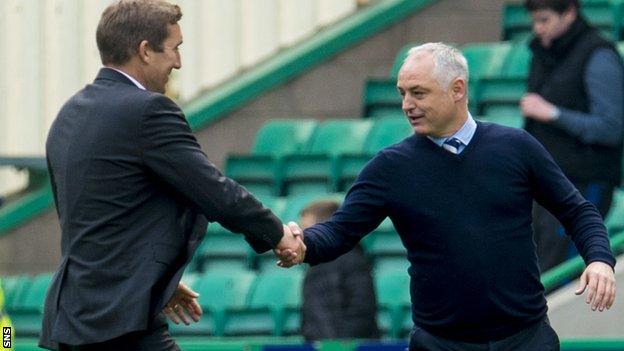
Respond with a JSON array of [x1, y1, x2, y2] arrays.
[[2, 327, 10, 349]]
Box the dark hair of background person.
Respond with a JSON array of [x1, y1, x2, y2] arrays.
[[96, 0, 183, 65], [524, 0, 580, 13]]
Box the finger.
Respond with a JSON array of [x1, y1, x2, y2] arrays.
[[185, 301, 201, 322], [585, 273, 599, 305], [575, 271, 588, 295], [288, 221, 303, 237], [606, 283, 616, 309], [592, 277, 606, 311], [165, 307, 180, 324], [175, 306, 191, 325]]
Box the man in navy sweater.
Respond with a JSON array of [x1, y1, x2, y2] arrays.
[[282, 43, 616, 350]]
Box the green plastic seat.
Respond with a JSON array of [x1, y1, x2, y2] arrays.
[[223, 271, 303, 336], [605, 189, 624, 233], [225, 119, 318, 196], [10, 273, 52, 337], [281, 119, 372, 194], [2, 275, 32, 312], [196, 231, 253, 272], [479, 107, 524, 129], [390, 43, 419, 78], [363, 78, 402, 117], [171, 270, 256, 336], [461, 42, 512, 114], [375, 269, 412, 338], [335, 117, 413, 190]]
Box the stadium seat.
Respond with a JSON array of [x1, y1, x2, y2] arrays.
[[10, 273, 52, 337], [171, 270, 256, 336], [196, 226, 254, 272], [363, 78, 402, 117], [1, 275, 32, 311], [281, 119, 372, 194], [461, 42, 512, 114], [375, 269, 412, 338], [477, 43, 530, 117], [390, 43, 419, 78], [364, 42, 417, 117], [223, 271, 303, 336], [225, 119, 318, 196], [361, 218, 406, 261], [335, 116, 412, 190]]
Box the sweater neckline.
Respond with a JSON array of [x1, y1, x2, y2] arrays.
[[415, 121, 483, 160]]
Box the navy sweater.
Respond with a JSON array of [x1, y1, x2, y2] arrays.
[[303, 121, 615, 342]]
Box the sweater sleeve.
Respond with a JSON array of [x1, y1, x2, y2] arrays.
[[523, 131, 616, 268], [303, 152, 390, 265]]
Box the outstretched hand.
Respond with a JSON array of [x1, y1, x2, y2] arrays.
[[575, 261, 616, 312], [163, 282, 203, 325], [274, 222, 305, 268]]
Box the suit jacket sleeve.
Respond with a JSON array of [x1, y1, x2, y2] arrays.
[[139, 94, 283, 253]]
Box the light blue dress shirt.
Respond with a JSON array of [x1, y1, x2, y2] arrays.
[[427, 113, 477, 154]]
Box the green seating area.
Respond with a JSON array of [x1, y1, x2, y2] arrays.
[[225, 117, 412, 196]]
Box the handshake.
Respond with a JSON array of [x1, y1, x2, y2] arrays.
[[274, 222, 306, 268]]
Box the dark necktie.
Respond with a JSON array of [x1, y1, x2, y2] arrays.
[[442, 137, 462, 154]]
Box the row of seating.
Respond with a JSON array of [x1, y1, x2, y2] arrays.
[[1, 268, 412, 338], [193, 192, 406, 273], [225, 117, 412, 197]]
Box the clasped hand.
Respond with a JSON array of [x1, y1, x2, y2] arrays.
[[274, 222, 305, 268]]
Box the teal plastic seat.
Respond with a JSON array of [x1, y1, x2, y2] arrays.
[[171, 270, 256, 336], [281, 119, 372, 194], [196, 228, 253, 272], [461, 42, 512, 114], [335, 117, 413, 190], [2, 275, 32, 311], [477, 43, 530, 116], [363, 78, 402, 117], [223, 271, 303, 336], [361, 218, 405, 259], [478, 107, 524, 129], [10, 273, 52, 337], [225, 119, 318, 196], [375, 269, 411, 338], [390, 43, 419, 78]]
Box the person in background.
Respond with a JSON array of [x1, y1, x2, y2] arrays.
[[300, 200, 379, 341], [520, 0, 624, 272]]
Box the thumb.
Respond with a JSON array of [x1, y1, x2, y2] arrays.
[[288, 221, 303, 237], [575, 271, 588, 295]]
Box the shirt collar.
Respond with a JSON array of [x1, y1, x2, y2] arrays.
[[427, 113, 477, 147], [108, 67, 146, 90]]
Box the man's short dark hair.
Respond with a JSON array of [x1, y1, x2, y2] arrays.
[[96, 0, 182, 65], [524, 0, 580, 13], [300, 200, 340, 223]]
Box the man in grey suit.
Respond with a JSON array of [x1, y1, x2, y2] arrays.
[[39, 1, 304, 350]]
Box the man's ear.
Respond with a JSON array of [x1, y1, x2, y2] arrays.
[[137, 40, 150, 63], [450, 77, 466, 102]]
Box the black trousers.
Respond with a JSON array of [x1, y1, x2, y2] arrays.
[[534, 182, 614, 272], [58, 313, 179, 351], [408, 317, 559, 351]]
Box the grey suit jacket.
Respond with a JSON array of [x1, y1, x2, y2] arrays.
[[39, 68, 283, 349]]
